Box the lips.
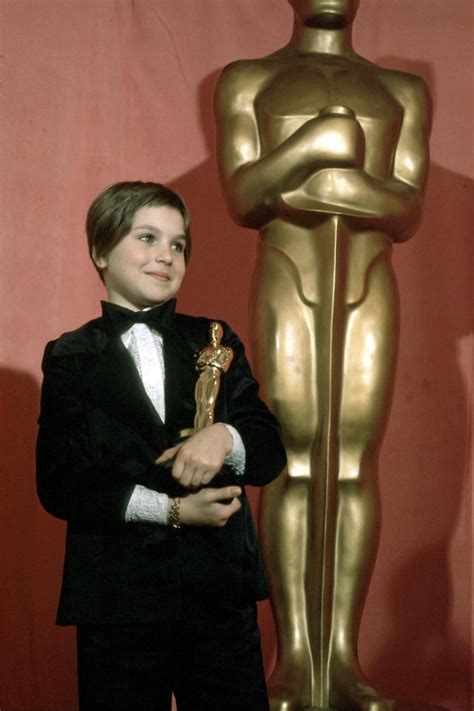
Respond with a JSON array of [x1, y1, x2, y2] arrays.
[[146, 271, 171, 281]]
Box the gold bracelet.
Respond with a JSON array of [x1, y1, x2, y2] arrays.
[[168, 497, 181, 529]]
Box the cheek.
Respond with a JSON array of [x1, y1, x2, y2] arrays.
[[121, 250, 145, 270], [175, 257, 186, 278]]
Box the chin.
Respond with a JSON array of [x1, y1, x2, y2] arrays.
[[142, 290, 171, 306], [291, 0, 358, 27], [308, 11, 348, 28]]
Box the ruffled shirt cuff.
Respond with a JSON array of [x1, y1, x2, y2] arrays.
[[221, 423, 245, 476], [125, 485, 168, 525]]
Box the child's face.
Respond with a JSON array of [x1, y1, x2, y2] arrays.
[[96, 205, 187, 311]]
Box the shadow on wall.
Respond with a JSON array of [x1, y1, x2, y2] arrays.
[[0, 368, 77, 709], [364, 159, 472, 710], [362, 55, 472, 710], [169, 70, 257, 337]]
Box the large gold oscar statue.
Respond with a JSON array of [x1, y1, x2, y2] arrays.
[[214, 1, 432, 710]]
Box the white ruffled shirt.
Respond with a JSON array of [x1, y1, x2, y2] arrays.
[[122, 322, 245, 525]]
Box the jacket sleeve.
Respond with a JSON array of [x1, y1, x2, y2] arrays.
[[36, 341, 150, 525], [221, 323, 286, 486]]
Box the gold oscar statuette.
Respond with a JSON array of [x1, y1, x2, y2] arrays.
[[179, 321, 233, 440]]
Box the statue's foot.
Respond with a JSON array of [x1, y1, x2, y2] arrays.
[[329, 663, 395, 711], [268, 696, 299, 711], [267, 661, 310, 711]]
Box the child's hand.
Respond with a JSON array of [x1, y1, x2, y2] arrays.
[[177, 486, 242, 527], [156, 424, 234, 489]]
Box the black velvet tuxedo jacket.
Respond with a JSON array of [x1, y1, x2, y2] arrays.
[[36, 301, 286, 626]]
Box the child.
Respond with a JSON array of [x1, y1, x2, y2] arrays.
[[36, 181, 286, 711]]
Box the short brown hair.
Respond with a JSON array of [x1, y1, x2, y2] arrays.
[[86, 181, 191, 280]]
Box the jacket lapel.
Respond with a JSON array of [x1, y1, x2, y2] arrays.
[[162, 328, 198, 440], [84, 319, 202, 450], [90, 336, 170, 451]]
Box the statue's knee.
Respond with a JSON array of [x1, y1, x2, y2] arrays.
[[338, 436, 374, 483], [284, 429, 321, 479]]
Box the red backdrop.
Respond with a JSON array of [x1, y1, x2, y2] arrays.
[[1, 1, 472, 710]]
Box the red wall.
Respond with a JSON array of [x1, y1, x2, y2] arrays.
[[1, 1, 471, 709]]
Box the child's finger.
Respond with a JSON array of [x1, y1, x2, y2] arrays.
[[155, 445, 180, 464], [209, 486, 242, 502]]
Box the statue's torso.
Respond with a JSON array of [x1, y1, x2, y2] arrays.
[[248, 54, 402, 304], [256, 54, 402, 180]]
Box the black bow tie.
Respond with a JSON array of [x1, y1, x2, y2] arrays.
[[101, 299, 177, 336]]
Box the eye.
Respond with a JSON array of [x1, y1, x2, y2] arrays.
[[172, 240, 186, 254], [138, 233, 155, 243]]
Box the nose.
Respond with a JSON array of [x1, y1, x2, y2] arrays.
[[154, 242, 173, 265]]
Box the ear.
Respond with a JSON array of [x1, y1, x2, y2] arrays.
[[92, 248, 108, 269]]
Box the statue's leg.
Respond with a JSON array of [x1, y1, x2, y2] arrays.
[[252, 242, 319, 711], [328, 254, 399, 711]]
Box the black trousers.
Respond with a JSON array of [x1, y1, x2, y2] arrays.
[[76, 604, 269, 711]]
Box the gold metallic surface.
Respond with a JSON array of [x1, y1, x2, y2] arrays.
[[214, 1, 431, 709], [178, 322, 233, 441], [193, 321, 234, 431]]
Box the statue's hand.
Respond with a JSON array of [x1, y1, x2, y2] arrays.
[[294, 112, 365, 173]]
